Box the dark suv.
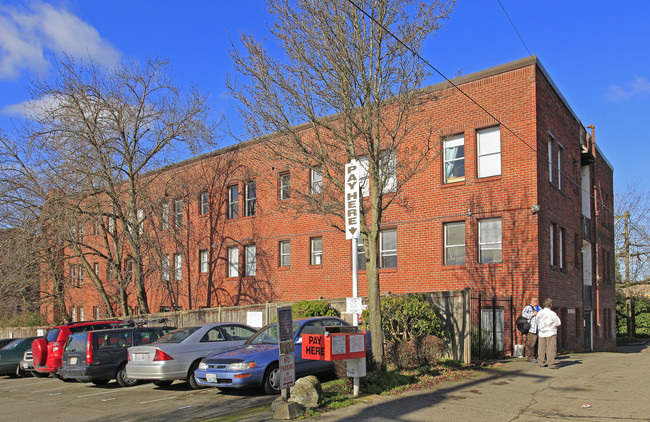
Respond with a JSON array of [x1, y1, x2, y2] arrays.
[[58, 322, 175, 386], [32, 320, 122, 378]]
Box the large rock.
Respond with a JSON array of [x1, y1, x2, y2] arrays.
[[288, 376, 323, 409]]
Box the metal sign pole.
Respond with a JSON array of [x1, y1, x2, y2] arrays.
[[352, 236, 358, 327]]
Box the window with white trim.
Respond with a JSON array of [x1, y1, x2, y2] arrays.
[[310, 237, 322, 266], [279, 240, 290, 267], [279, 172, 290, 200], [199, 249, 208, 273], [477, 126, 501, 178], [478, 218, 502, 263], [79, 307, 84, 322], [444, 135, 465, 183], [358, 155, 369, 197], [227, 247, 239, 278], [557, 145, 563, 190], [70, 265, 76, 286], [162, 255, 170, 282], [161, 202, 170, 231], [311, 166, 323, 194], [548, 138, 553, 183], [380, 229, 397, 268], [444, 221, 466, 266], [357, 241, 366, 271], [174, 253, 182, 281], [174, 199, 183, 226], [200, 192, 209, 215], [244, 181, 256, 217], [550, 223, 556, 266], [93, 262, 99, 275], [380, 150, 397, 194], [228, 185, 239, 219], [245, 245, 256, 277], [108, 216, 115, 234]]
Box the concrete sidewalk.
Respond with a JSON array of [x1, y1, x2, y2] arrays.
[[310, 341, 650, 422]]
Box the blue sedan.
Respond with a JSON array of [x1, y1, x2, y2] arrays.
[[194, 316, 351, 394]]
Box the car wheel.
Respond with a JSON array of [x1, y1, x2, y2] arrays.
[[153, 380, 173, 388], [187, 361, 202, 390], [33, 371, 49, 378], [262, 363, 280, 395], [116, 364, 138, 387], [91, 379, 110, 385]]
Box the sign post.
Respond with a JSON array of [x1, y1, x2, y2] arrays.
[[276, 307, 295, 400], [345, 160, 361, 327]]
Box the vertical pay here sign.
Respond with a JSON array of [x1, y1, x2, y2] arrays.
[[344, 160, 361, 240]]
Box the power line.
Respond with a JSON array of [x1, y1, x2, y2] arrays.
[[497, 0, 532, 57], [345, 0, 614, 215]]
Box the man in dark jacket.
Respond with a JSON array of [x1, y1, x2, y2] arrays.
[[521, 298, 540, 362]]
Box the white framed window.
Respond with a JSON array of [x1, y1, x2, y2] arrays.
[[78, 265, 83, 286], [244, 181, 256, 217], [358, 156, 369, 197], [200, 192, 209, 215], [174, 199, 183, 226], [161, 255, 170, 282], [71, 306, 77, 322], [380, 229, 397, 268], [125, 259, 132, 282], [311, 166, 323, 194], [444, 135, 465, 183], [357, 241, 366, 271], [227, 246, 239, 278], [444, 221, 466, 266], [548, 138, 553, 183], [559, 228, 565, 268], [108, 216, 115, 234], [137, 208, 144, 235], [279, 172, 290, 200], [174, 253, 182, 281], [477, 126, 501, 178], [93, 221, 100, 235], [93, 306, 100, 320], [557, 145, 563, 190], [279, 240, 291, 267], [199, 249, 208, 273], [550, 223, 556, 266], [478, 218, 502, 263], [107, 261, 114, 280], [161, 202, 170, 231], [79, 307, 84, 322], [245, 245, 256, 277], [70, 265, 76, 286], [93, 262, 99, 275], [380, 150, 397, 194], [228, 185, 239, 219], [310, 237, 322, 266]]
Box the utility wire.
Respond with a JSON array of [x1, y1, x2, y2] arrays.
[[345, 0, 614, 215], [497, 0, 532, 57]]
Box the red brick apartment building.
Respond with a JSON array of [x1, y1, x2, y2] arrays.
[[46, 56, 615, 352]]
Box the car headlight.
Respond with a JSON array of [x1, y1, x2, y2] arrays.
[[226, 361, 255, 371], [198, 362, 207, 371]]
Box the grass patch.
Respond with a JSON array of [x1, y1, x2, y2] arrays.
[[301, 361, 477, 418]]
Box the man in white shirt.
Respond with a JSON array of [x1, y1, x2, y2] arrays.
[[536, 298, 561, 369]]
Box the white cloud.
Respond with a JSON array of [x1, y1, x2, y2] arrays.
[[0, 1, 121, 81], [606, 76, 650, 103]]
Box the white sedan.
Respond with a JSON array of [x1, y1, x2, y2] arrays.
[[126, 322, 257, 389]]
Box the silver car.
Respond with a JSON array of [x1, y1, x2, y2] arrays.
[[125, 322, 257, 389]]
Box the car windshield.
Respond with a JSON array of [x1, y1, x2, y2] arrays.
[[155, 326, 201, 344], [1, 339, 22, 350], [245, 322, 302, 345]]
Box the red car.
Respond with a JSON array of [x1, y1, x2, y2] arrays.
[[32, 320, 121, 378]]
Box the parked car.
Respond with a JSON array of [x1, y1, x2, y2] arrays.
[[0, 338, 16, 349], [32, 320, 122, 378], [0, 337, 41, 377], [58, 323, 175, 386], [126, 322, 257, 389], [19, 349, 41, 377], [194, 316, 362, 394]]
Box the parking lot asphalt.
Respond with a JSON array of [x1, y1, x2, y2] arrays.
[[2, 341, 648, 422], [312, 340, 650, 422]]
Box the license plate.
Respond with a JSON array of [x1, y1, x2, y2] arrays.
[[69, 357, 78, 365], [135, 353, 147, 362], [206, 373, 217, 383]]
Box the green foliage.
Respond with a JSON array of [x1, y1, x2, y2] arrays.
[[291, 300, 339, 318], [616, 291, 650, 337], [363, 293, 448, 343], [0, 312, 47, 328]]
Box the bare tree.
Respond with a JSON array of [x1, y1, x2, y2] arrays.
[[24, 56, 215, 314], [228, 0, 454, 367]]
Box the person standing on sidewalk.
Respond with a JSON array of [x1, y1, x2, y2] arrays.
[[537, 298, 561, 369], [521, 298, 540, 362]]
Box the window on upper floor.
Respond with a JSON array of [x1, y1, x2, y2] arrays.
[[199, 249, 208, 274], [244, 181, 256, 217], [173, 199, 183, 227], [93, 262, 99, 275], [356, 241, 367, 271], [174, 253, 182, 281], [380, 229, 397, 268], [228, 185, 239, 219], [108, 216, 116, 235], [310, 237, 322, 266], [311, 166, 323, 194], [444, 221, 466, 266], [279, 240, 291, 268], [444, 135, 465, 184], [279, 172, 290, 200], [478, 217, 502, 264], [161, 202, 170, 231], [245, 244, 256, 277], [548, 137, 554, 183], [557, 145, 563, 191], [380, 150, 397, 194], [200, 192, 209, 215], [358, 156, 369, 197], [477, 126, 501, 178], [161, 255, 170, 282], [227, 246, 239, 278]]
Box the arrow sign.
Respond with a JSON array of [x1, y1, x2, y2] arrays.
[[345, 160, 361, 239]]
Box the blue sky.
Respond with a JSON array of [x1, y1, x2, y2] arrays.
[[1, 0, 649, 192]]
